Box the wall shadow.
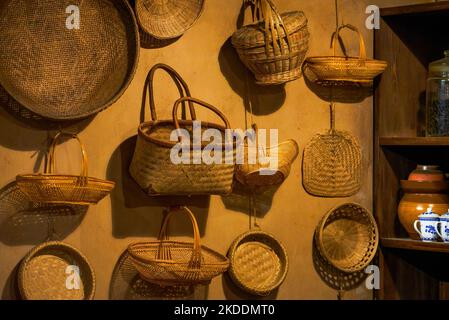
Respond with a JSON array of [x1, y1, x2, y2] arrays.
[[312, 235, 367, 298], [0, 181, 88, 245], [109, 249, 209, 300], [107, 136, 210, 238], [222, 273, 278, 300], [218, 38, 286, 116], [1, 261, 21, 300]]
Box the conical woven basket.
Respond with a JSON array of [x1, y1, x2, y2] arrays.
[[232, 0, 309, 85], [18, 241, 95, 300], [16, 133, 115, 205], [129, 64, 235, 196], [136, 0, 204, 39], [128, 207, 229, 286], [315, 203, 379, 273], [303, 103, 362, 197], [227, 230, 288, 296], [304, 24, 387, 86]]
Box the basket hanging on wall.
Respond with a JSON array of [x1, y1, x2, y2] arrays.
[[302, 102, 362, 197], [232, 0, 310, 85], [129, 64, 235, 196], [16, 132, 115, 205], [128, 206, 229, 286]]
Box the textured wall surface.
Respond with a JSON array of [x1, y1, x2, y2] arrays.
[[0, 0, 432, 300]]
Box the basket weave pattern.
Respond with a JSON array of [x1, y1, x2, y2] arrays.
[[128, 207, 229, 286], [315, 203, 379, 273]]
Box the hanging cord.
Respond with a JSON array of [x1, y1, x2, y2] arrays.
[[329, 102, 336, 134], [249, 193, 260, 230]]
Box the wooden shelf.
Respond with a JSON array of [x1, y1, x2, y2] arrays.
[[381, 238, 449, 254], [381, 2, 449, 17], [379, 137, 449, 147]]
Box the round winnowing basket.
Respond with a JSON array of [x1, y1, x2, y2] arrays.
[[136, 0, 204, 40], [302, 103, 362, 197], [227, 230, 288, 296], [16, 132, 115, 205], [232, 0, 309, 85], [315, 203, 379, 273], [304, 24, 387, 86], [128, 207, 229, 286], [0, 0, 139, 120], [18, 241, 95, 300]]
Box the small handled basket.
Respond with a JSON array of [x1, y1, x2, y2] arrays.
[[315, 203, 379, 273], [16, 133, 115, 205], [232, 0, 309, 85], [129, 64, 235, 196], [18, 241, 95, 300], [304, 24, 387, 86], [128, 206, 229, 286]]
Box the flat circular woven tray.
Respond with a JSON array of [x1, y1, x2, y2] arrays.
[[18, 241, 95, 300], [0, 0, 139, 120], [227, 230, 288, 296]]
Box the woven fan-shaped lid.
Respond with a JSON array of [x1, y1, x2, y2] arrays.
[[136, 0, 204, 39], [232, 11, 308, 48]]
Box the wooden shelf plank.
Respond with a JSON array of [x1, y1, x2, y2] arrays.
[[381, 238, 449, 253], [381, 2, 449, 17], [379, 137, 449, 147]]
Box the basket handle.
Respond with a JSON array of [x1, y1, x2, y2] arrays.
[[242, 0, 291, 55], [144, 63, 197, 121], [173, 97, 231, 131], [45, 132, 88, 178], [157, 206, 202, 266], [331, 24, 367, 60]]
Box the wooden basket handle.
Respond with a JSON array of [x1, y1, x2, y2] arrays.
[[157, 206, 202, 266], [143, 63, 196, 121], [172, 97, 231, 130], [331, 24, 367, 60], [45, 132, 88, 178]]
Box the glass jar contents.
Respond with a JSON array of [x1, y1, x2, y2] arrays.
[[426, 50, 449, 136]]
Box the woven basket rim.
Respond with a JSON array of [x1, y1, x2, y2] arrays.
[[306, 56, 387, 64], [0, 0, 140, 121], [136, 0, 205, 40], [16, 174, 115, 185], [227, 230, 288, 296], [315, 203, 379, 272], [18, 241, 96, 300]]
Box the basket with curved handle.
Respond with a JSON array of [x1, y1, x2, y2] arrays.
[[331, 24, 367, 60], [128, 206, 229, 285]]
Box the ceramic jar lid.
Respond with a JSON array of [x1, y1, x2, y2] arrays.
[[439, 210, 449, 220], [418, 207, 440, 219]]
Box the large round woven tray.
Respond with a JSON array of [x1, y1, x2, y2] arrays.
[[315, 203, 379, 273], [18, 241, 95, 300], [16, 133, 115, 205], [0, 0, 139, 120], [227, 230, 288, 296]]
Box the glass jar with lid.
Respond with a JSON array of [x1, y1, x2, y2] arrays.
[[426, 50, 449, 136]]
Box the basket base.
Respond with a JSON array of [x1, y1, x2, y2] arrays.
[[138, 274, 212, 287], [254, 68, 302, 86]]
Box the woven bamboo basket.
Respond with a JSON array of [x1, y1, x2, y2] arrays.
[[304, 24, 387, 86], [232, 0, 309, 85], [128, 206, 229, 286], [315, 203, 379, 273], [136, 0, 204, 40], [236, 136, 299, 188], [16, 133, 115, 205], [227, 230, 288, 296], [18, 241, 95, 300], [302, 103, 362, 197], [129, 64, 235, 196], [0, 0, 139, 120]]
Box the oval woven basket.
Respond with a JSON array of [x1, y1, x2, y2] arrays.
[[16, 133, 115, 205], [18, 241, 95, 300], [232, 0, 309, 85], [128, 206, 229, 286], [236, 139, 299, 188], [304, 24, 387, 86], [227, 230, 288, 296], [315, 203, 379, 273], [0, 0, 139, 120], [136, 0, 204, 40]]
